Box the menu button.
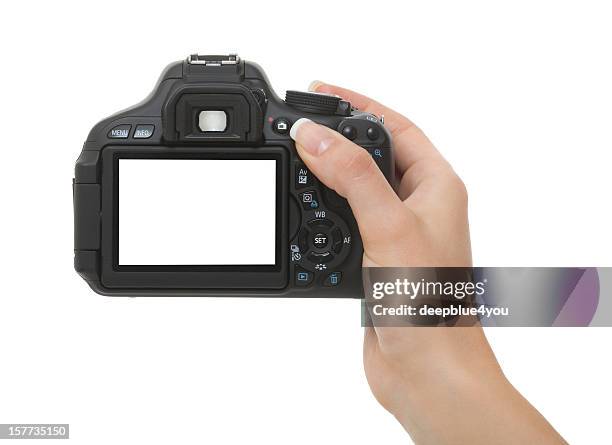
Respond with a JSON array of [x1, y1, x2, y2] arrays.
[[108, 124, 131, 139]]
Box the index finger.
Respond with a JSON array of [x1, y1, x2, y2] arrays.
[[310, 81, 443, 173]]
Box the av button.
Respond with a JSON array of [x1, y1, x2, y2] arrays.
[[134, 125, 155, 139], [295, 162, 314, 189], [108, 124, 131, 138]]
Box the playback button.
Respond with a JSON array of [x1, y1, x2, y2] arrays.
[[295, 266, 314, 286], [133, 125, 155, 139]]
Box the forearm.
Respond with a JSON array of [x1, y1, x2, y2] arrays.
[[388, 339, 567, 445]]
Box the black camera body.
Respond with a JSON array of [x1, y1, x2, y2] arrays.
[[74, 54, 393, 297]]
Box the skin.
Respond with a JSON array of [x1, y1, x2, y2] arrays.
[[290, 82, 567, 444]]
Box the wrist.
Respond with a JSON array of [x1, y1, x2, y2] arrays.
[[375, 327, 507, 434], [391, 357, 510, 443]]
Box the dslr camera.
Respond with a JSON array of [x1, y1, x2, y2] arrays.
[[74, 54, 393, 297]]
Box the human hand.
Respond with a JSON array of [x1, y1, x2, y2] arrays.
[[290, 82, 566, 444]]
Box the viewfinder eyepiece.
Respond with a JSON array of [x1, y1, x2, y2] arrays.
[[198, 110, 228, 132]]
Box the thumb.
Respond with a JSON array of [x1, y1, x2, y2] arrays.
[[290, 118, 412, 253]]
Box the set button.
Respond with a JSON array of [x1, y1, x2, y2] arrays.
[[311, 232, 329, 248]]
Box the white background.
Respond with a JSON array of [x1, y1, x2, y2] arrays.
[[1, 1, 611, 444], [119, 159, 277, 265]]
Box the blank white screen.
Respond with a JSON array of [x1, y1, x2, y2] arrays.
[[118, 159, 277, 265]]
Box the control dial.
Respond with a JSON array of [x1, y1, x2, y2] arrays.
[[285, 90, 350, 116]]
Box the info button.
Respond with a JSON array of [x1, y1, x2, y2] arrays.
[[133, 125, 155, 139]]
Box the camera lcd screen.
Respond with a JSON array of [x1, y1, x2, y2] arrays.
[[118, 158, 277, 266]]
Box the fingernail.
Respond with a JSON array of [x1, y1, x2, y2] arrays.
[[290, 118, 334, 156], [308, 80, 324, 92]]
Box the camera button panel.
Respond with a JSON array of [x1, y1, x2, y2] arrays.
[[337, 118, 387, 146]]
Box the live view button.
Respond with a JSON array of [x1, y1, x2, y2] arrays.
[[134, 125, 155, 139]]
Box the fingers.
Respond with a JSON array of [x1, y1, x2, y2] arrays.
[[290, 118, 413, 252], [309, 81, 444, 175], [309, 80, 411, 135]]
